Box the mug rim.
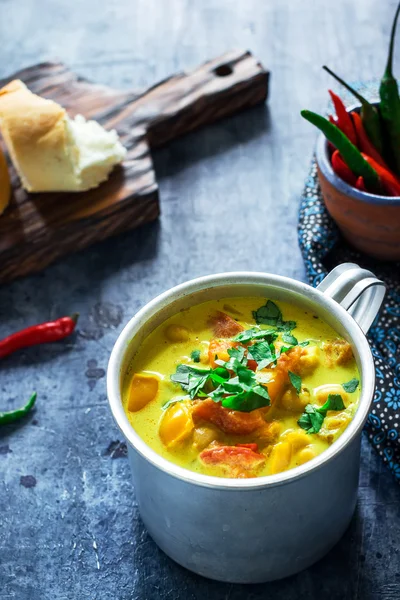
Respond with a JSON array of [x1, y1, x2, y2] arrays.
[[107, 271, 375, 490], [315, 100, 400, 206]]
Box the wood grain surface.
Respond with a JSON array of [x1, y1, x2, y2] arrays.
[[0, 51, 268, 283]]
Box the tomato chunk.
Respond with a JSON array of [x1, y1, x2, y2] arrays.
[[208, 311, 244, 338], [236, 443, 259, 452], [276, 345, 304, 375], [200, 445, 265, 478], [192, 398, 266, 435]]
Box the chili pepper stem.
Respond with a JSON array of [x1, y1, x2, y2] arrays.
[[323, 65, 384, 155], [384, 1, 400, 79], [70, 313, 80, 325], [323, 66, 370, 107]]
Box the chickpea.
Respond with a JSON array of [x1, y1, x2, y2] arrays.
[[165, 324, 190, 343], [314, 384, 348, 407], [295, 447, 316, 466], [284, 430, 310, 453]]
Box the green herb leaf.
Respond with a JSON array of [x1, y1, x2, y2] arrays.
[[342, 378, 359, 393], [320, 393, 346, 413], [248, 341, 275, 370], [298, 405, 325, 434], [282, 332, 298, 346], [297, 393, 346, 434], [252, 300, 282, 326], [170, 364, 211, 399], [299, 341, 310, 347], [277, 320, 297, 332], [233, 327, 277, 344], [288, 371, 302, 394], [162, 396, 189, 410], [209, 367, 230, 385], [227, 346, 246, 363], [190, 349, 201, 363], [253, 300, 296, 332], [221, 386, 270, 412]]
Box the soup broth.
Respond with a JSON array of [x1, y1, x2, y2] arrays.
[[122, 297, 360, 479]]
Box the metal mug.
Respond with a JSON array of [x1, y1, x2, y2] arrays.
[[107, 263, 385, 583]]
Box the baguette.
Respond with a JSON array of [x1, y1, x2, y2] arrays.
[[0, 79, 126, 193]]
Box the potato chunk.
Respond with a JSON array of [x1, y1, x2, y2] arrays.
[[297, 346, 320, 375], [128, 374, 159, 412], [165, 324, 190, 343], [192, 426, 218, 450], [323, 339, 354, 367], [283, 430, 310, 453], [279, 388, 309, 412], [268, 442, 292, 475], [159, 402, 194, 448]]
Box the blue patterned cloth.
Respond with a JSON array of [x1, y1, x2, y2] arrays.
[[298, 83, 400, 482]]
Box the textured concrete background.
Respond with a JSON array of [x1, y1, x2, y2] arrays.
[[1, 1, 399, 598]]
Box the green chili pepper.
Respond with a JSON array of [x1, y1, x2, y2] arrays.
[[323, 65, 384, 155], [301, 110, 382, 192], [379, 1, 400, 175], [0, 392, 37, 425]]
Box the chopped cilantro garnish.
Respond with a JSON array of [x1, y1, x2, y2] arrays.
[[298, 393, 346, 434], [248, 341, 276, 370], [170, 346, 271, 412], [234, 328, 277, 344], [299, 341, 310, 347], [252, 300, 296, 331], [190, 349, 201, 363], [342, 378, 359, 393], [162, 395, 189, 411], [252, 300, 281, 326], [170, 364, 211, 399], [282, 332, 298, 346], [320, 394, 346, 412], [288, 371, 302, 394]]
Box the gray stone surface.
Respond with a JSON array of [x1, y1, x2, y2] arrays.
[[1, 0, 399, 598]]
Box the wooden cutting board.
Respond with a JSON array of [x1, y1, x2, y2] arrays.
[[0, 50, 269, 284]]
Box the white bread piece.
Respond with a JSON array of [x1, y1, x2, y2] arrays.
[[0, 80, 127, 192]]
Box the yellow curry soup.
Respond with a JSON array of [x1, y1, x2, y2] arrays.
[[122, 297, 361, 479]]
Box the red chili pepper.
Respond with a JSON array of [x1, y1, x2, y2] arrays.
[[0, 314, 79, 359], [355, 176, 366, 192], [351, 112, 388, 169], [328, 90, 357, 145], [331, 149, 357, 186], [361, 153, 400, 196], [236, 443, 259, 452]]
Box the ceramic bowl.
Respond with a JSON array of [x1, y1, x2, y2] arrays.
[[315, 108, 400, 261]]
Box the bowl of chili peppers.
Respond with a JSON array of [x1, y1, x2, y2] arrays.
[[301, 3, 400, 261]]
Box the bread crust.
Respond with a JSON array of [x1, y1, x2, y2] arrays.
[[0, 79, 125, 193], [0, 80, 74, 191]]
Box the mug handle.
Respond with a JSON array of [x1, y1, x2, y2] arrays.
[[316, 263, 386, 334]]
